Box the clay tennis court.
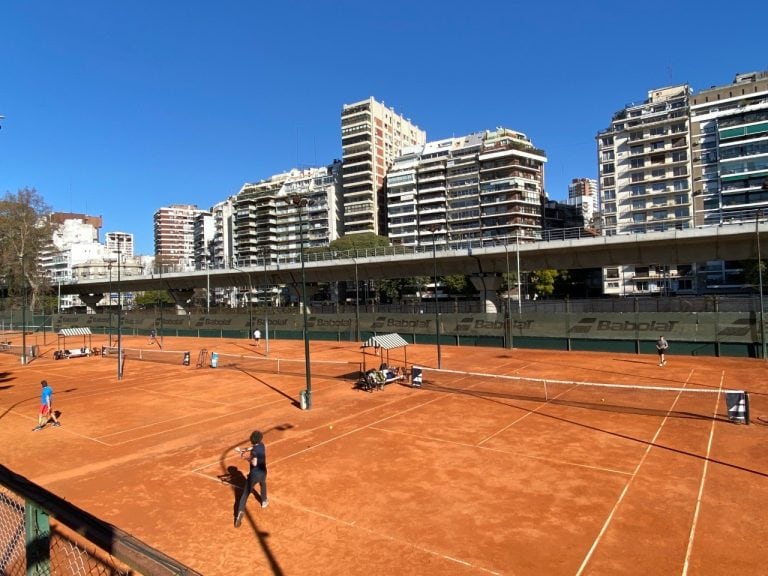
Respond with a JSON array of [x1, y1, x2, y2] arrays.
[[1, 334, 767, 575]]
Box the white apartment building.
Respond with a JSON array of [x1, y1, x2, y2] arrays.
[[341, 97, 426, 236], [597, 85, 694, 296], [567, 177, 599, 228], [209, 199, 235, 270], [232, 163, 342, 266], [193, 211, 215, 270], [387, 128, 547, 249], [153, 204, 201, 272], [105, 232, 134, 258]]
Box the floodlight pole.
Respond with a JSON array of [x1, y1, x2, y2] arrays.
[[757, 208, 766, 360], [505, 242, 512, 349], [288, 194, 312, 409], [354, 257, 360, 342], [261, 250, 270, 357], [427, 225, 442, 368], [117, 239, 123, 380], [19, 254, 27, 365]]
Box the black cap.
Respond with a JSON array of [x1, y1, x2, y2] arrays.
[[250, 430, 263, 444]]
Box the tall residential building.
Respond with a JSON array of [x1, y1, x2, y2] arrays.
[[690, 70, 768, 225], [387, 128, 547, 249], [210, 199, 235, 270], [340, 97, 426, 236], [153, 204, 201, 272], [232, 163, 342, 266], [566, 177, 599, 228], [105, 232, 134, 257], [596, 85, 694, 296], [193, 211, 215, 270]]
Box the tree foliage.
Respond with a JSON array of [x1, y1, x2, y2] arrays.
[[133, 290, 175, 308], [328, 233, 390, 253], [527, 269, 559, 298], [0, 188, 54, 310]]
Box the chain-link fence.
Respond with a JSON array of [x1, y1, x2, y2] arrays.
[[0, 466, 200, 576]]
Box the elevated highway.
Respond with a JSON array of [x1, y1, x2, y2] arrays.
[[60, 221, 767, 298]]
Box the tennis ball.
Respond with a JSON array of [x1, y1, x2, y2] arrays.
[[329, 425, 333, 430]]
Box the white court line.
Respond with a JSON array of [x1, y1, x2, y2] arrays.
[[682, 371, 724, 576], [574, 367, 697, 576], [193, 470, 505, 575]]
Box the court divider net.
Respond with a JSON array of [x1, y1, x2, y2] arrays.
[[417, 367, 750, 423]]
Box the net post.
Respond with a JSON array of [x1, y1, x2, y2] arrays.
[[25, 500, 51, 574], [544, 379, 549, 401]]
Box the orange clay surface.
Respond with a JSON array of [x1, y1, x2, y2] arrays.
[[1, 333, 767, 575]]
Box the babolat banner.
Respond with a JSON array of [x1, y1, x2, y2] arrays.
[[54, 311, 762, 344]]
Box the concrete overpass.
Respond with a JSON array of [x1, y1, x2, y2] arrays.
[[60, 221, 766, 310]]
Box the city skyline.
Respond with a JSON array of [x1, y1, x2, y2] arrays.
[[2, 1, 767, 254]]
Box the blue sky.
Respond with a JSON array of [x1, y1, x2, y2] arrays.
[[2, 1, 767, 255]]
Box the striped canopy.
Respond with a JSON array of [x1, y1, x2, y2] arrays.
[[364, 333, 408, 350], [58, 327, 92, 336]]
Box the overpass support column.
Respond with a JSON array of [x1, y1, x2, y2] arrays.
[[470, 274, 502, 314], [78, 293, 104, 312]]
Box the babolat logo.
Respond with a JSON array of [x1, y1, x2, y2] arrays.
[[457, 317, 474, 332], [372, 316, 387, 330], [570, 318, 679, 334], [717, 318, 752, 337], [194, 317, 233, 327], [307, 317, 353, 328]]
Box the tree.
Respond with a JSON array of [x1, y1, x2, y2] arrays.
[[0, 188, 54, 311], [134, 290, 175, 309], [527, 269, 559, 298], [328, 233, 390, 253]]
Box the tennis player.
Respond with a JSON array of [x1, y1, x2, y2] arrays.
[[33, 380, 61, 431], [234, 430, 268, 527], [656, 335, 669, 366]]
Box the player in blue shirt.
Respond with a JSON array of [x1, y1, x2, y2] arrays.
[[33, 380, 61, 431]]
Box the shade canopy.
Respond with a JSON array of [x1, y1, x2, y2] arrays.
[[363, 333, 408, 350]]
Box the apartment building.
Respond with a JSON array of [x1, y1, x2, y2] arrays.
[[597, 85, 694, 295], [566, 177, 599, 229], [690, 70, 768, 224], [153, 204, 201, 272], [232, 163, 342, 266], [387, 128, 547, 249], [340, 97, 426, 236], [105, 232, 134, 258], [192, 211, 215, 270], [209, 199, 235, 270]]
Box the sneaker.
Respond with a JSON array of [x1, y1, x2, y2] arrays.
[[662, 360, 666, 366], [52, 422, 61, 427], [658, 363, 663, 366], [261, 500, 269, 509], [32, 426, 44, 432], [234, 511, 243, 528]]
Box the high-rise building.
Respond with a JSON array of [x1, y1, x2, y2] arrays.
[[192, 211, 215, 270], [210, 199, 235, 270], [596, 85, 694, 296], [232, 163, 342, 266], [153, 204, 201, 272], [105, 232, 134, 257], [387, 128, 547, 248], [340, 97, 426, 236], [690, 71, 768, 225], [566, 177, 599, 228]]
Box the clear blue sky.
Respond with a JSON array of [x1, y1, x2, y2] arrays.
[[2, 1, 767, 255]]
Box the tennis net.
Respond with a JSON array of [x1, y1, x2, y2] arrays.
[[212, 352, 362, 381], [102, 346, 188, 365], [416, 367, 750, 424]]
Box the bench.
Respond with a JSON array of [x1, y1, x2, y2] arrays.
[[54, 347, 91, 360]]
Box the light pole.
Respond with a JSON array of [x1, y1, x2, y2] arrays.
[[516, 231, 522, 315], [117, 239, 123, 380], [505, 242, 512, 349], [288, 194, 312, 409], [757, 208, 766, 360], [354, 257, 360, 341], [106, 260, 115, 346], [232, 266, 253, 340], [260, 250, 270, 357], [19, 254, 27, 366], [427, 225, 442, 368]]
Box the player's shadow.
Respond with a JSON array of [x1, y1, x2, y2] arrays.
[[217, 466, 247, 517]]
